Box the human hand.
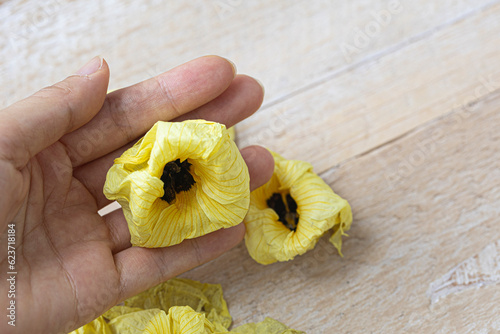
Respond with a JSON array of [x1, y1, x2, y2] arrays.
[[0, 56, 274, 334]]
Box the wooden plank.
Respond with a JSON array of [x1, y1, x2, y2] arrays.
[[237, 2, 500, 174], [0, 0, 494, 109], [1, 1, 500, 332], [182, 90, 500, 332]]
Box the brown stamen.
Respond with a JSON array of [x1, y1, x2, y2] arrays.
[[267, 192, 299, 231], [161, 159, 195, 204]]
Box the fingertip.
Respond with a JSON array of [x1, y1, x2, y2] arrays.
[[197, 55, 237, 82], [222, 57, 237, 78], [228, 222, 246, 245], [74, 56, 110, 84], [99, 58, 110, 77], [234, 75, 265, 118], [241, 145, 275, 191]]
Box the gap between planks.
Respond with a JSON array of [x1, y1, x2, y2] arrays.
[[257, 0, 500, 113]]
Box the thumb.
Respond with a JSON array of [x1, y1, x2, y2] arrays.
[[0, 56, 110, 168]]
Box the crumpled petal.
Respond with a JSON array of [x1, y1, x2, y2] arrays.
[[123, 278, 231, 331], [227, 127, 236, 141], [105, 306, 215, 334], [70, 278, 305, 334], [244, 151, 353, 264], [103, 120, 250, 248], [102, 305, 144, 320], [160, 306, 216, 334], [231, 317, 304, 334], [68, 316, 112, 334], [107, 308, 165, 334]]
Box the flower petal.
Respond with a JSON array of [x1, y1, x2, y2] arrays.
[[107, 309, 165, 334], [68, 316, 112, 334], [231, 316, 304, 333], [123, 278, 231, 331], [161, 306, 216, 334]]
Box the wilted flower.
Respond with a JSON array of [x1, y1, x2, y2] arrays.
[[70, 278, 304, 334], [244, 151, 352, 265], [108, 306, 215, 334], [123, 278, 231, 331], [103, 120, 250, 248]]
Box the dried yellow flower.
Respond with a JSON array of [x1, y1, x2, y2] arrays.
[[123, 278, 231, 331], [70, 278, 305, 334], [107, 306, 215, 334], [244, 151, 352, 264], [159, 306, 216, 334], [103, 120, 250, 247]]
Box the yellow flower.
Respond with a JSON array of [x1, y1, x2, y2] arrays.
[[103, 120, 250, 248], [244, 151, 352, 264], [70, 278, 305, 334], [160, 306, 216, 334], [106, 306, 215, 334], [123, 278, 231, 331]]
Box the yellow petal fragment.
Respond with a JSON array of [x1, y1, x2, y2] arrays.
[[107, 307, 216, 334], [108, 309, 164, 334], [103, 305, 145, 321], [69, 278, 306, 334], [124, 278, 232, 331], [160, 306, 216, 334], [231, 317, 304, 334], [227, 127, 236, 141], [244, 151, 353, 264], [68, 316, 112, 334], [103, 120, 250, 248]]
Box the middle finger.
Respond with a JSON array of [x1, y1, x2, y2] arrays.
[[73, 74, 265, 209], [61, 56, 236, 167]]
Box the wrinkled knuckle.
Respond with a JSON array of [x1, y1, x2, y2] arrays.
[[190, 238, 204, 267], [38, 81, 77, 129], [154, 76, 181, 117], [38, 80, 74, 99], [154, 255, 169, 284], [103, 97, 134, 142]]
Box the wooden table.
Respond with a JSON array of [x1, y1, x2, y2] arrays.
[[2, 1, 499, 332]]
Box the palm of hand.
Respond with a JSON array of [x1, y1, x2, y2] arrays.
[[0, 56, 273, 333], [13, 142, 120, 332]]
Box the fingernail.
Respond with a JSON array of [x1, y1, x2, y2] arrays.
[[76, 56, 103, 76], [255, 78, 265, 95], [225, 58, 237, 77]]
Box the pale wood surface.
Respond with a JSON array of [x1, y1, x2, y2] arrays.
[[2, 1, 500, 333]]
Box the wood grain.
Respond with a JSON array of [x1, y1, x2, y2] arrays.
[[0, 0, 495, 109], [237, 1, 500, 174], [1, 0, 500, 332], [183, 90, 500, 333]]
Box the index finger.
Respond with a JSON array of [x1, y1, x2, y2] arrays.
[[60, 56, 236, 167]]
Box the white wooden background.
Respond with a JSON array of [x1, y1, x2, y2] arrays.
[[2, 1, 500, 333]]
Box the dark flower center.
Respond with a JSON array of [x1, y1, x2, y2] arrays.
[[266, 192, 299, 231], [160, 159, 196, 204]]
